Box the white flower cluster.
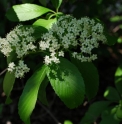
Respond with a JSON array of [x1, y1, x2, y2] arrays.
[[8, 60, 30, 78], [0, 25, 35, 78], [39, 15, 107, 65], [0, 15, 107, 77], [0, 25, 36, 58]]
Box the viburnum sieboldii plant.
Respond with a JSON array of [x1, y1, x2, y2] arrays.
[[0, 15, 107, 78]]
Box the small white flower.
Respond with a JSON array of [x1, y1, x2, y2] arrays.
[[50, 51, 56, 57], [90, 54, 97, 60], [8, 62, 15, 72], [51, 56, 60, 64], [58, 51, 64, 57], [72, 52, 78, 58], [39, 41, 50, 50], [44, 55, 52, 65], [15, 60, 30, 78], [0, 38, 12, 56]]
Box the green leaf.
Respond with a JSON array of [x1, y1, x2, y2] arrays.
[[71, 58, 99, 100], [18, 64, 47, 124], [100, 106, 120, 124], [46, 58, 85, 109], [117, 37, 122, 43], [80, 101, 111, 124], [110, 16, 122, 22], [116, 105, 122, 120], [33, 18, 57, 30], [6, 4, 53, 22], [3, 71, 15, 104], [64, 120, 73, 124], [104, 86, 120, 101], [51, 0, 62, 10], [38, 76, 49, 106], [115, 64, 122, 96]]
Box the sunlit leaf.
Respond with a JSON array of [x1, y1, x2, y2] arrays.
[[46, 58, 85, 109], [18, 64, 47, 124], [115, 64, 122, 96], [6, 4, 53, 21], [64, 120, 73, 124], [33, 18, 57, 30]]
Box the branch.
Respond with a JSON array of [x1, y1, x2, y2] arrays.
[[37, 101, 62, 124], [0, 68, 7, 76]]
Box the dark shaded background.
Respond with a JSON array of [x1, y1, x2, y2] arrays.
[[0, 0, 122, 124]]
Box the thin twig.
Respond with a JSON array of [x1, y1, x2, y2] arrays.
[[0, 68, 7, 76], [37, 101, 62, 124]]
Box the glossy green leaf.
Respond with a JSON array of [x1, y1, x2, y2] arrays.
[[115, 64, 122, 96], [3, 71, 15, 104], [38, 77, 49, 106], [104, 86, 120, 101], [46, 58, 85, 109], [71, 58, 99, 100], [6, 4, 53, 21], [33, 18, 56, 30], [80, 101, 111, 124], [51, 0, 62, 10], [64, 120, 73, 124], [18, 64, 47, 124]]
